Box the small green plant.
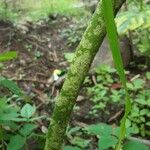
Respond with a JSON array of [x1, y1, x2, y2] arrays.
[[87, 65, 150, 137], [87, 65, 123, 117], [0, 76, 44, 149], [34, 50, 44, 59], [61, 23, 85, 47], [85, 123, 131, 150], [116, 1, 150, 59], [63, 124, 149, 150], [0, 0, 18, 22], [126, 78, 150, 137], [0, 101, 39, 150], [65, 126, 90, 149], [0, 51, 17, 62], [25, 44, 33, 52], [0, 51, 44, 149], [123, 140, 149, 150], [0, 51, 18, 73], [0, 89, 44, 149]]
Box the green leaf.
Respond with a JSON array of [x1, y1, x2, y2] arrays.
[[0, 97, 8, 111], [63, 146, 81, 150], [113, 127, 136, 138], [0, 106, 21, 122], [126, 83, 134, 90], [19, 123, 37, 137], [20, 104, 36, 118], [125, 119, 132, 128], [98, 136, 118, 150], [140, 109, 149, 116], [7, 135, 26, 150], [95, 64, 116, 74], [123, 140, 149, 150], [64, 52, 75, 63], [70, 137, 90, 148], [135, 98, 147, 105], [132, 79, 145, 90], [0, 77, 23, 96], [146, 72, 150, 80], [0, 51, 17, 62], [0, 113, 20, 121], [116, 9, 150, 34], [86, 123, 112, 136]]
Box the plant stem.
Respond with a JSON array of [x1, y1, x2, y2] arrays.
[[44, 0, 126, 150]]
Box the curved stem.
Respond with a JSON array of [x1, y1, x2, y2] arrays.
[[44, 0, 126, 150]]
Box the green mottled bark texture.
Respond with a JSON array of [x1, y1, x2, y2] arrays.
[[45, 0, 126, 150]]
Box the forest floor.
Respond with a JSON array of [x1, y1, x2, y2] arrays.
[[0, 14, 150, 149], [0, 15, 93, 127]]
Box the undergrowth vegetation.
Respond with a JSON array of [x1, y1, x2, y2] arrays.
[[0, 52, 44, 150], [0, 0, 150, 149], [87, 64, 150, 137], [0, 0, 85, 23], [116, 0, 150, 60]]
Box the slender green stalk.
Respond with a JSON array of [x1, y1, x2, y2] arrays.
[[102, 0, 131, 149], [45, 0, 126, 150]]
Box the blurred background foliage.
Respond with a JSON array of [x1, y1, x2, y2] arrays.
[[0, 0, 86, 22]]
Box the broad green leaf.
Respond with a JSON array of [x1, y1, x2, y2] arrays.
[[132, 79, 145, 90], [0, 77, 23, 96], [125, 119, 132, 128], [123, 140, 149, 150], [98, 136, 118, 150], [113, 127, 136, 138], [116, 9, 150, 34], [0, 106, 20, 122], [0, 121, 18, 130], [86, 123, 112, 136], [7, 135, 26, 150], [0, 113, 20, 121], [63, 146, 81, 150], [135, 98, 147, 105], [19, 123, 37, 137], [140, 109, 149, 116], [95, 64, 116, 74], [10, 118, 27, 122], [0, 97, 8, 111], [20, 104, 36, 118], [126, 83, 134, 90], [0, 51, 17, 62], [70, 137, 90, 148]]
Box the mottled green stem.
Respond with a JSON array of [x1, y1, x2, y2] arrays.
[[45, 0, 126, 150]]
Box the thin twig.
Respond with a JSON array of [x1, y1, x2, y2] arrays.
[[108, 108, 124, 122]]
